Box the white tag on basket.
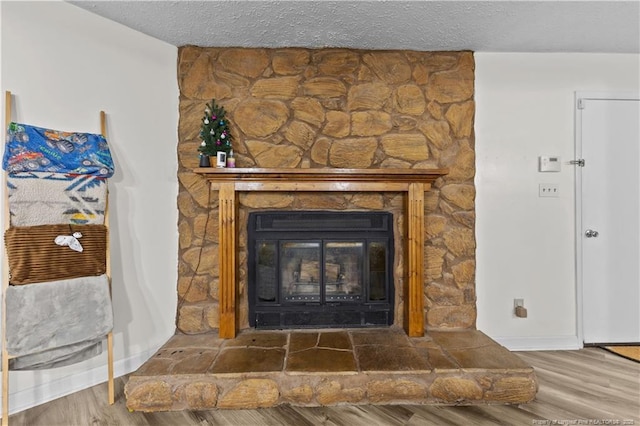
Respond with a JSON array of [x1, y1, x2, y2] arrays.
[[54, 232, 84, 252]]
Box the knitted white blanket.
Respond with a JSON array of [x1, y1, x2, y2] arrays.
[[7, 172, 107, 226]]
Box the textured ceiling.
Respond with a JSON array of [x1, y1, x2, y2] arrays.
[[67, 1, 640, 53]]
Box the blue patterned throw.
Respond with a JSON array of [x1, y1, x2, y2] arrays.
[[2, 122, 114, 177]]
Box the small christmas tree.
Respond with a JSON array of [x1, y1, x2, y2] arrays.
[[198, 99, 233, 157]]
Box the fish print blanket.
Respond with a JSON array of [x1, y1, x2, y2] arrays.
[[2, 122, 114, 178]]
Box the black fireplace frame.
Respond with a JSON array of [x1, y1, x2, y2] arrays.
[[248, 211, 395, 329]]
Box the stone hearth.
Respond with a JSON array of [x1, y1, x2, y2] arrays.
[[125, 328, 537, 411]]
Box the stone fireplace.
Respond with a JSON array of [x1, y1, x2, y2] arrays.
[[123, 48, 540, 413], [176, 47, 476, 335]]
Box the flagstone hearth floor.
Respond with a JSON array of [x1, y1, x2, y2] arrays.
[[125, 327, 537, 412]]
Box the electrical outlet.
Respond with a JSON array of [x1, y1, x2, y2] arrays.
[[513, 298, 527, 318], [539, 183, 559, 197], [515, 306, 528, 318]]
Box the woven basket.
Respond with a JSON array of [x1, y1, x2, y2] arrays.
[[4, 224, 107, 285]]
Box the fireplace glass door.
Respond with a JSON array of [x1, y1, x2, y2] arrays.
[[282, 241, 363, 303], [249, 211, 394, 329]]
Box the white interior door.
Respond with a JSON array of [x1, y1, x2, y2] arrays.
[[578, 93, 640, 345]]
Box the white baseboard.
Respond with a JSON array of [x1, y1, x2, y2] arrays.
[[493, 335, 582, 351], [6, 344, 161, 415]]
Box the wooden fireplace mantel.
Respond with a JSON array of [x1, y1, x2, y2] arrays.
[[193, 167, 448, 338]]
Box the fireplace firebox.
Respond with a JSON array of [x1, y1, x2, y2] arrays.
[[248, 211, 394, 329]]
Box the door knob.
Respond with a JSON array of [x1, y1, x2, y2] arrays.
[[585, 229, 599, 238]]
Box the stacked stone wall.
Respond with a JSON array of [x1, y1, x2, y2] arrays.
[[176, 48, 476, 333]]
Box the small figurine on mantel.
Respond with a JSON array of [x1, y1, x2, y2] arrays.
[[197, 99, 234, 168]]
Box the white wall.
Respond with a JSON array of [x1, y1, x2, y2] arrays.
[[0, 1, 179, 414], [475, 53, 640, 350]]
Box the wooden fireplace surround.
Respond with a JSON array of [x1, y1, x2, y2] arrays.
[[193, 167, 448, 339]]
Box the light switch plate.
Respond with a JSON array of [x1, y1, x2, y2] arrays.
[[539, 183, 559, 197]]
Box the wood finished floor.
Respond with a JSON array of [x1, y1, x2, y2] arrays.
[[9, 348, 640, 426]]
